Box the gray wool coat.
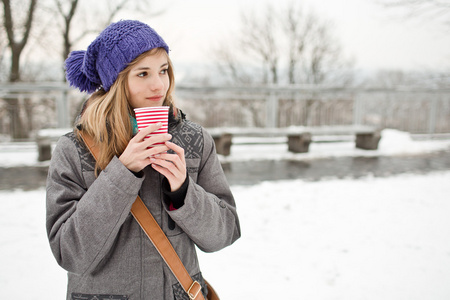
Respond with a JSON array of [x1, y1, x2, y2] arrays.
[[46, 116, 241, 300]]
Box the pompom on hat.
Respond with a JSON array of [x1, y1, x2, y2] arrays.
[[65, 20, 169, 93]]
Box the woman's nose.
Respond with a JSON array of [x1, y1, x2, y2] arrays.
[[149, 76, 164, 91]]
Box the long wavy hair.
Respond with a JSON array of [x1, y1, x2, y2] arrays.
[[76, 47, 176, 173]]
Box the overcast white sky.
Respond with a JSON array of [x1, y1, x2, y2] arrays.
[[130, 0, 450, 72]]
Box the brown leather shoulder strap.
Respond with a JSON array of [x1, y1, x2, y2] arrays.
[[131, 198, 203, 299], [78, 131, 204, 300]]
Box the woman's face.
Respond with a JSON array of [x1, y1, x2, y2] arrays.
[[127, 51, 170, 109]]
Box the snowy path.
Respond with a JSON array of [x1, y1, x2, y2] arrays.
[[1, 171, 450, 299]]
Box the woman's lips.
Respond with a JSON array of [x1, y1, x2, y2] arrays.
[[146, 96, 163, 102]]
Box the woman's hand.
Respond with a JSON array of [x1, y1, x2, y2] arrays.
[[150, 141, 187, 192], [119, 123, 171, 173]]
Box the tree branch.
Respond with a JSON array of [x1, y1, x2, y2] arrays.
[[1, 0, 15, 46], [20, 0, 37, 49]]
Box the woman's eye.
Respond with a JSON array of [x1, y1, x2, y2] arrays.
[[160, 69, 169, 75], [138, 72, 148, 77]]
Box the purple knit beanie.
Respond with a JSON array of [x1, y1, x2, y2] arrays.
[[65, 20, 169, 93]]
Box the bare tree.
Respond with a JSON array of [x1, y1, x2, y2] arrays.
[[214, 44, 252, 84], [1, 0, 38, 139], [239, 6, 280, 84], [2, 0, 37, 82], [282, 1, 314, 84], [55, 0, 79, 65], [304, 20, 347, 85], [213, 6, 281, 85], [214, 3, 353, 86], [0, 20, 7, 82], [281, 4, 351, 85]]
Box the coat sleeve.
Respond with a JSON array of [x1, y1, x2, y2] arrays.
[[46, 135, 144, 275], [166, 128, 241, 252]]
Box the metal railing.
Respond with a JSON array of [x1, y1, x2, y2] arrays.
[[176, 85, 450, 134], [1, 82, 449, 140]]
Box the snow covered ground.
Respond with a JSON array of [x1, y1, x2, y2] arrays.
[[1, 129, 450, 167], [0, 129, 450, 299]]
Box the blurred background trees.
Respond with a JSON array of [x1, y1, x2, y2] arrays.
[[0, 0, 160, 138], [0, 0, 449, 140], [213, 2, 354, 86]]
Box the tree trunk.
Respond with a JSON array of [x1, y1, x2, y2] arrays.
[[8, 48, 27, 139], [5, 97, 27, 139], [9, 45, 21, 83], [2, 0, 37, 139], [270, 61, 278, 84]]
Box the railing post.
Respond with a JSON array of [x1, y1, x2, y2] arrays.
[[353, 91, 363, 125], [56, 90, 70, 128], [428, 97, 437, 135], [266, 91, 278, 128]]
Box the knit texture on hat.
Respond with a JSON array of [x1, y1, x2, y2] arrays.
[[65, 20, 169, 93]]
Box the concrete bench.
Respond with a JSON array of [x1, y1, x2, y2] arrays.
[[206, 125, 381, 156], [36, 128, 72, 161]]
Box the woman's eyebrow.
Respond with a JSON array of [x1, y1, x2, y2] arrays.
[[133, 62, 168, 71], [133, 67, 150, 71]]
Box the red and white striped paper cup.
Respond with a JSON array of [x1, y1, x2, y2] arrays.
[[134, 106, 169, 147]]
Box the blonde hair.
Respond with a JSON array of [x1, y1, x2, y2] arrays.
[[77, 48, 176, 173]]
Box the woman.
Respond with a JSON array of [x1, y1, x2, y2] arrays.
[[46, 20, 240, 300]]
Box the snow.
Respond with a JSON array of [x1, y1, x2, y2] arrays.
[[199, 172, 450, 299], [225, 129, 450, 162], [1, 129, 450, 299], [1, 129, 450, 167], [1, 172, 450, 299], [0, 142, 45, 168]]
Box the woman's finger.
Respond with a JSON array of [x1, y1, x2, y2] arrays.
[[133, 122, 162, 141], [142, 133, 172, 150], [165, 141, 185, 163], [151, 141, 187, 192], [153, 153, 182, 171], [119, 124, 171, 173], [145, 145, 170, 158], [153, 142, 185, 171], [151, 161, 185, 191]]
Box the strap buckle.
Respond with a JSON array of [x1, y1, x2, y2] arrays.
[[188, 281, 201, 299]]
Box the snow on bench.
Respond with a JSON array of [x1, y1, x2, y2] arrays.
[[36, 125, 381, 160], [206, 125, 381, 156]]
